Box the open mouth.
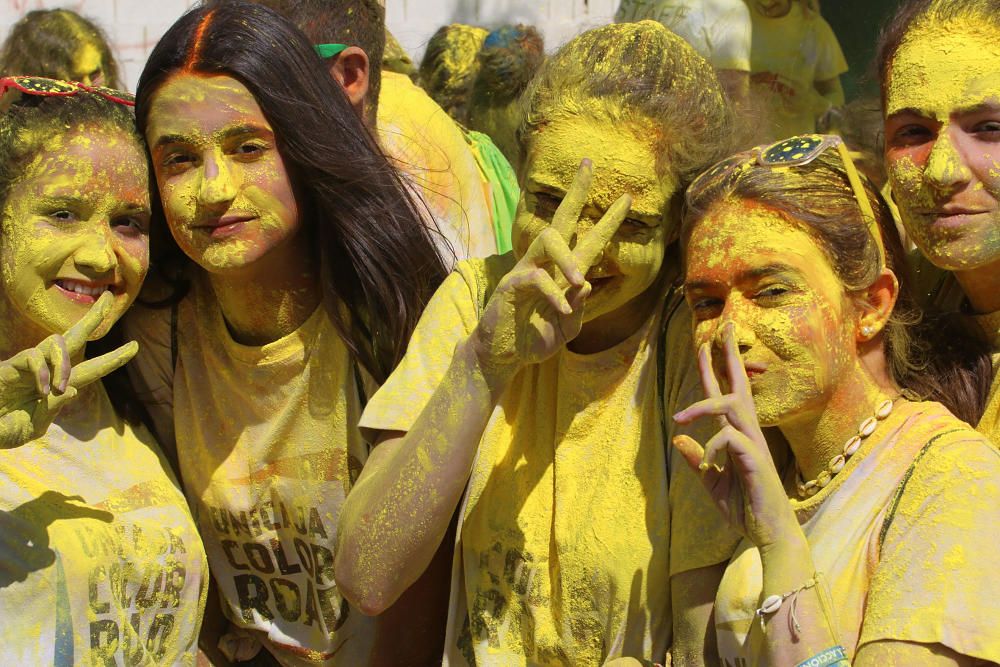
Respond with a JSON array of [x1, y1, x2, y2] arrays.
[[53, 279, 117, 304]]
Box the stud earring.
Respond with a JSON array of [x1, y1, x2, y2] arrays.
[[861, 325, 875, 338]]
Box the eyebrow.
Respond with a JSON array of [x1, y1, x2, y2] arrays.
[[151, 123, 272, 150], [887, 102, 1000, 121], [684, 263, 799, 292]]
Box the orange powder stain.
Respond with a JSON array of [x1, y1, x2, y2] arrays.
[[183, 10, 216, 72]]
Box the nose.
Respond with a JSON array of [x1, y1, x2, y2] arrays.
[[198, 149, 238, 207], [923, 127, 972, 196], [713, 302, 755, 355], [74, 225, 117, 275]]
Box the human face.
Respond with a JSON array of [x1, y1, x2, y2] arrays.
[[145, 74, 301, 275], [0, 123, 150, 348], [683, 200, 857, 425], [71, 42, 105, 87], [751, 0, 793, 19], [884, 21, 1000, 272], [515, 116, 676, 325]]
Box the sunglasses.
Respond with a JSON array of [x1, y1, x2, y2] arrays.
[[0, 75, 134, 107], [690, 134, 885, 268], [314, 43, 348, 59]]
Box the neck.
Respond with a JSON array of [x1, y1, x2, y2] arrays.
[[209, 232, 322, 346], [954, 257, 1000, 314], [778, 362, 892, 484]]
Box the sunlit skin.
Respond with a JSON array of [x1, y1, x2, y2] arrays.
[[884, 20, 1000, 312], [0, 123, 150, 355], [145, 73, 319, 344], [516, 116, 675, 352], [681, 199, 888, 480]]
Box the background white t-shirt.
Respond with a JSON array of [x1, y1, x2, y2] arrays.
[[615, 0, 752, 71]]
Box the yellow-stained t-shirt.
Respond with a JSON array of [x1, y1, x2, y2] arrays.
[[909, 252, 1000, 444], [0, 381, 207, 665], [748, 3, 848, 141], [124, 275, 374, 666], [378, 70, 500, 264], [715, 401, 1000, 666], [359, 254, 671, 666]]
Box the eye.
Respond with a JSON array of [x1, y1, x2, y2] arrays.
[[620, 218, 652, 234], [972, 120, 1000, 139], [112, 214, 149, 234], [233, 141, 267, 160], [160, 150, 196, 173], [531, 192, 562, 212], [687, 294, 724, 319], [891, 123, 934, 147], [755, 284, 792, 302], [48, 209, 75, 222]]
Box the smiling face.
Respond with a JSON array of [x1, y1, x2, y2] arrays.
[[683, 200, 858, 425], [884, 20, 1000, 272], [515, 115, 676, 327], [0, 122, 150, 349], [145, 74, 301, 276]]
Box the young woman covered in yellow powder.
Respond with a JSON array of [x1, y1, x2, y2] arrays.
[[0, 78, 207, 664], [0, 9, 122, 89], [336, 21, 731, 665], [673, 138, 1000, 665], [878, 0, 1000, 444], [123, 2, 448, 664]]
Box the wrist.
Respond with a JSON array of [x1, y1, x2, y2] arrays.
[[461, 335, 519, 397]]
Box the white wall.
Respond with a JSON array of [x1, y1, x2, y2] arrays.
[[0, 0, 619, 91]]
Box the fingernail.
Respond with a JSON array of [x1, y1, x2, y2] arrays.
[[581, 158, 592, 169], [672, 411, 683, 421], [698, 462, 710, 471]]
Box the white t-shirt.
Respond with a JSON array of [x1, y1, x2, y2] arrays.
[[615, 0, 752, 71]]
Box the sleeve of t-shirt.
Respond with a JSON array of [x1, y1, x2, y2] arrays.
[[706, 0, 753, 71], [813, 17, 848, 81], [859, 434, 1000, 663], [359, 256, 511, 438], [122, 302, 177, 455]]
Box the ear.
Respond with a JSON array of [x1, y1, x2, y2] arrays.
[[327, 46, 370, 118], [855, 268, 899, 343]]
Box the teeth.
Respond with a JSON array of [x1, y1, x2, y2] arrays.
[[57, 280, 110, 297]]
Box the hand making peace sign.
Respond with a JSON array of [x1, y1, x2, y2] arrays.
[[472, 159, 631, 378], [0, 292, 139, 448]]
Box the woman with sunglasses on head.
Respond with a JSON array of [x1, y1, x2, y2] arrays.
[[879, 0, 1000, 444], [0, 78, 207, 664], [673, 135, 1000, 666], [124, 2, 448, 663]]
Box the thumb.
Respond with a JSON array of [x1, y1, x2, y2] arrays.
[[672, 435, 706, 473]]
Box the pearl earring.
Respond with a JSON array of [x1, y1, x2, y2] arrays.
[[861, 325, 875, 338]]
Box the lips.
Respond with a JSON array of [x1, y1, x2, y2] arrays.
[[53, 278, 117, 304], [194, 214, 256, 238], [743, 360, 769, 379]]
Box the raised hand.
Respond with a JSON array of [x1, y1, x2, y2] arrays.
[[0, 292, 138, 448], [472, 159, 630, 382], [672, 323, 796, 550]]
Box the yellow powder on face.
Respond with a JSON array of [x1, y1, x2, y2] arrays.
[[0, 123, 150, 354], [517, 115, 676, 339], [884, 18, 1000, 271]]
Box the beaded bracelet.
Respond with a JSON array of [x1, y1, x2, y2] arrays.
[[756, 573, 821, 633]]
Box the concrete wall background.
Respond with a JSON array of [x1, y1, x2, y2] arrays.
[[0, 0, 620, 91]]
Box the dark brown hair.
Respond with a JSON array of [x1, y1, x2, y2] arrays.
[[136, 1, 447, 383], [0, 9, 122, 89], [683, 150, 993, 424]]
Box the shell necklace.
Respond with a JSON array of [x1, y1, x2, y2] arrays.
[[796, 397, 896, 498]]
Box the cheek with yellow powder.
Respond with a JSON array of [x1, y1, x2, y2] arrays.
[[885, 19, 1000, 271], [0, 123, 150, 351], [685, 202, 857, 426]]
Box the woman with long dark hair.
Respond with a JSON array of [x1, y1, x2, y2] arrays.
[[124, 2, 448, 663], [877, 0, 1000, 443]]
